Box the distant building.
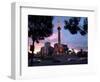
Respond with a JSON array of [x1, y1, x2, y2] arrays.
[[40, 42, 54, 57], [54, 43, 68, 55], [62, 44, 69, 52]]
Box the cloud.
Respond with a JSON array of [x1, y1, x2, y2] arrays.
[[45, 32, 58, 42]]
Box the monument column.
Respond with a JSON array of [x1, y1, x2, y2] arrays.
[[57, 26, 61, 45]]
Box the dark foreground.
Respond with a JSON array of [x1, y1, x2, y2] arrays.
[[28, 55, 88, 66]]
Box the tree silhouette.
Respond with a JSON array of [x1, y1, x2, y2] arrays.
[[28, 15, 53, 54], [64, 17, 88, 35]]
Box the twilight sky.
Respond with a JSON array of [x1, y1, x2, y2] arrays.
[[28, 16, 88, 54]]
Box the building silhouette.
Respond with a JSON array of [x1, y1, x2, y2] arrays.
[[40, 42, 54, 57]]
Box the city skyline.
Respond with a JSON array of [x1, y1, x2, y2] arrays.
[[28, 16, 88, 54]]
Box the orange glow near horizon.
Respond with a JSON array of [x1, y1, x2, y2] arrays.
[[28, 44, 80, 54]]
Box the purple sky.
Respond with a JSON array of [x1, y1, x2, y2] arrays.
[[28, 16, 88, 53]]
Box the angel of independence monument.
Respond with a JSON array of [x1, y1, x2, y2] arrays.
[[54, 18, 65, 55]]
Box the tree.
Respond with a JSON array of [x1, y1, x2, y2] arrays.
[[28, 15, 53, 54], [64, 17, 88, 35]]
